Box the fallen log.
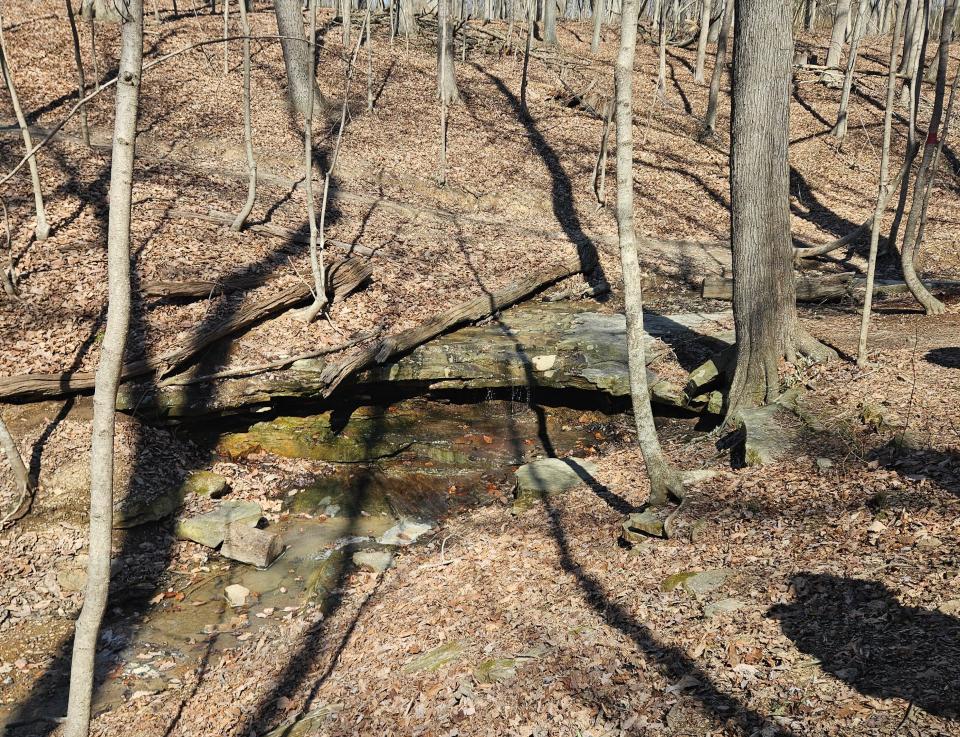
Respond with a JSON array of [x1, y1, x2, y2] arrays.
[[142, 272, 275, 298], [0, 256, 372, 401], [702, 273, 960, 302], [315, 250, 597, 397]]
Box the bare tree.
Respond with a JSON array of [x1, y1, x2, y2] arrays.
[[822, 0, 851, 86], [399, 0, 417, 36], [543, 0, 558, 44], [898, 0, 956, 315], [66, 0, 92, 146], [0, 11, 50, 241], [341, 0, 351, 46], [858, 0, 905, 365], [831, 0, 868, 140], [726, 0, 834, 418], [0, 411, 32, 529], [614, 0, 682, 506], [590, 0, 603, 53], [693, 0, 713, 83], [293, 0, 328, 323], [64, 1, 142, 736], [703, 0, 732, 135], [231, 0, 257, 231], [273, 0, 330, 118]]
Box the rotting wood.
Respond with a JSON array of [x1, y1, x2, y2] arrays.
[[0, 256, 372, 401], [702, 273, 960, 302]]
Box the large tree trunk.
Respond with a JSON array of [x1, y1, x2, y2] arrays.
[[725, 0, 832, 420], [63, 1, 141, 736], [437, 0, 460, 104], [399, 0, 417, 34], [614, 0, 681, 506], [273, 0, 329, 118]]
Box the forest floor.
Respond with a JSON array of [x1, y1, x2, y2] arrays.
[[1, 2, 960, 736]]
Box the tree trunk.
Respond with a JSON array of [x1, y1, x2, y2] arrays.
[[543, 0, 558, 43], [65, 0, 91, 147], [231, 0, 257, 231], [804, 0, 816, 29], [693, 0, 712, 83], [898, 0, 956, 315], [63, 1, 141, 736], [273, 0, 329, 117], [704, 0, 732, 134], [822, 0, 851, 84], [0, 13, 50, 241], [341, 0, 351, 46], [831, 0, 868, 139], [590, 0, 603, 52], [726, 0, 833, 420], [613, 0, 682, 506], [858, 0, 905, 365], [437, 0, 460, 104], [399, 0, 417, 34]]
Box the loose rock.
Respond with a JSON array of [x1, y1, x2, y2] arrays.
[[224, 584, 250, 608], [220, 525, 283, 568], [175, 500, 263, 548]]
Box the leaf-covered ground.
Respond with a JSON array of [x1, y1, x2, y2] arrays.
[[1, 3, 960, 736]]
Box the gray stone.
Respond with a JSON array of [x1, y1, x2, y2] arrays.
[[377, 519, 432, 546], [224, 584, 249, 608], [733, 390, 802, 467], [264, 705, 340, 737], [662, 568, 732, 596], [515, 457, 598, 496], [474, 658, 518, 683], [815, 457, 834, 472], [621, 511, 667, 542], [220, 525, 283, 568], [182, 471, 229, 498], [56, 568, 87, 593], [704, 598, 746, 618], [352, 549, 394, 573], [175, 501, 262, 548]]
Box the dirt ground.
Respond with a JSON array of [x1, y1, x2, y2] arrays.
[[1, 3, 960, 736]]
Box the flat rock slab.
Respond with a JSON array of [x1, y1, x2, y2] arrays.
[[377, 519, 433, 546], [175, 500, 263, 548], [133, 305, 733, 417], [352, 549, 394, 573], [220, 525, 283, 568], [733, 390, 802, 467], [515, 457, 598, 495]]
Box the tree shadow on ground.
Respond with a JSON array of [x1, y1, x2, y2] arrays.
[[925, 347, 960, 368], [768, 573, 960, 720]]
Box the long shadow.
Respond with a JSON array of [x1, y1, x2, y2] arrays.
[[471, 64, 608, 296], [3, 39, 365, 737], [769, 573, 960, 719]]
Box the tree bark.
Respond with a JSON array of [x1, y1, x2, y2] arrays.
[[703, 0, 732, 134], [614, 0, 682, 506], [341, 0, 351, 46], [399, 0, 417, 35], [0, 12, 50, 241], [273, 0, 330, 118], [725, 0, 833, 420], [63, 2, 141, 736], [231, 0, 257, 231]]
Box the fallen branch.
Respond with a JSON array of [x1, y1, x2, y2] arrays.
[[0, 256, 372, 401], [157, 326, 381, 387], [702, 273, 960, 302], [317, 250, 593, 396]]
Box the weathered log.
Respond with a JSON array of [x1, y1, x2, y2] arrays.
[[0, 256, 372, 401], [142, 272, 275, 298], [701, 273, 960, 302]]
